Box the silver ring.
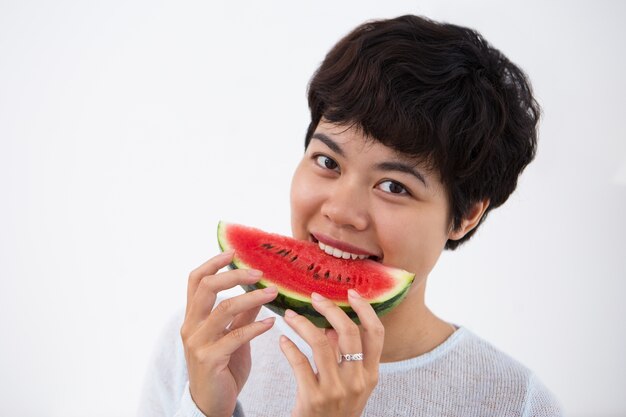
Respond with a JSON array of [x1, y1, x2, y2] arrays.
[[339, 353, 364, 362]]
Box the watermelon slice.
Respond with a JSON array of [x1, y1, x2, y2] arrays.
[[217, 221, 415, 328]]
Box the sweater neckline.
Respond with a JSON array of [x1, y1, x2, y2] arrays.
[[378, 326, 468, 373]]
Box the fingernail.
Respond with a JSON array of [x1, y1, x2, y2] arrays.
[[248, 269, 263, 277], [311, 292, 326, 302], [348, 289, 361, 299], [284, 309, 297, 318], [261, 317, 275, 325], [263, 286, 277, 294]]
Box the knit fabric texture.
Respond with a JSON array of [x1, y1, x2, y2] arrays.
[[138, 304, 563, 417]]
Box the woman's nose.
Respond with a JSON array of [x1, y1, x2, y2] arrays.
[[320, 179, 370, 231]]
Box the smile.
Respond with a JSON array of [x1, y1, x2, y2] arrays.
[[310, 233, 382, 262], [318, 241, 370, 260]]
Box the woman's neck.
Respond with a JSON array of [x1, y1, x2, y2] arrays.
[[378, 281, 455, 363]]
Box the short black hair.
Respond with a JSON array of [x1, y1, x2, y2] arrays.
[[304, 15, 540, 249]]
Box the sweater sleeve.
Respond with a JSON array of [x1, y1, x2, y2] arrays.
[[176, 381, 246, 417], [136, 310, 246, 417], [137, 310, 187, 417], [521, 374, 564, 417]]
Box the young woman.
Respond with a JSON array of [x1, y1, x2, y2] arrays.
[[139, 15, 562, 417]]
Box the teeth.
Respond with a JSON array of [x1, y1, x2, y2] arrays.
[[317, 241, 369, 260]]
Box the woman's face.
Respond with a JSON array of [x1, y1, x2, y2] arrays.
[[290, 120, 455, 290]]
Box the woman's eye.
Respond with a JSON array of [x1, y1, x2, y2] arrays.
[[378, 180, 409, 195], [315, 155, 339, 171]]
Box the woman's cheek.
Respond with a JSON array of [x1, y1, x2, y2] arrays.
[[290, 166, 324, 236]]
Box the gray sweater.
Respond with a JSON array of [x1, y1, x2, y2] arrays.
[[138, 306, 563, 417]]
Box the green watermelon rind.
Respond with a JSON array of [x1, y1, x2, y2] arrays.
[[217, 221, 415, 328], [240, 281, 412, 328]]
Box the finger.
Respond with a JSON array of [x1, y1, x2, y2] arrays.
[[186, 269, 263, 326], [209, 316, 277, 359], [193, 287, 278, 344], [311, 292, 363, 373], [348, 289, 385, 371], [324, 328, 341, 362], [228, 305, 263, 332], [186, 250, 235, 316], [279, 335, 317, 389], [283, 309, 340, 382]]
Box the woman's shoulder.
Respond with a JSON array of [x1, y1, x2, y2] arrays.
[[452, 327, 536, 377], [384, 325, 544, 384], [375, 326, 563, 416], [457, 328, 563, 414]]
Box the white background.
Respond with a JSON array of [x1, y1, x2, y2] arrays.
[[1, 1, 625, 416]]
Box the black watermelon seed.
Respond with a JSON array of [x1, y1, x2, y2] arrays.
[[346, 276, 350, 283], [324, 271, 330, 279], [337, 274, 342, 282], [291, 255, 298, 262], [308, 263, 315, 271]]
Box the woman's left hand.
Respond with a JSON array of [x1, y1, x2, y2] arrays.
[[279, 288, 385, 417]]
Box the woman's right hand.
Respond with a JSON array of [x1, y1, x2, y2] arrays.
[[180, 250, 278, 417]]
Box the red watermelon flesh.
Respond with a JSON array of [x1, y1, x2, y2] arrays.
[[217, 222, 415, 324]]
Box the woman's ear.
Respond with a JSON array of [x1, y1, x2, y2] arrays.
[[448, 199, 490, 241]]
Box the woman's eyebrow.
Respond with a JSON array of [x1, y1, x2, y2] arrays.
[[375, 161, 428, 187], [311, 133, 345, 157], [311, 132, 427, 186]]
